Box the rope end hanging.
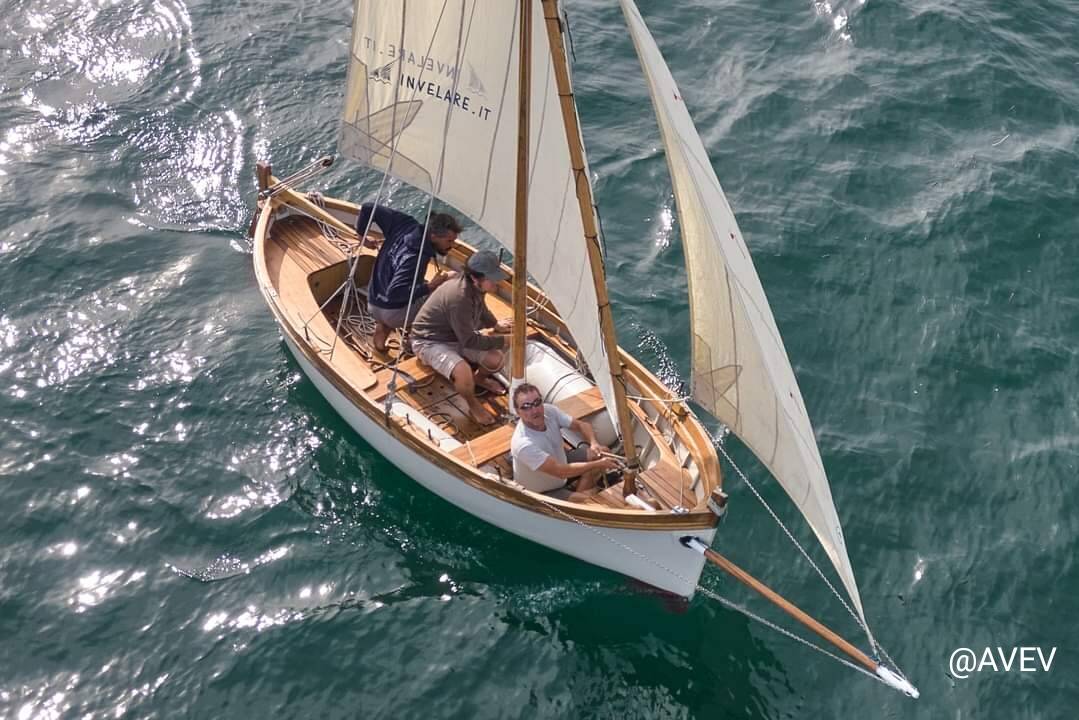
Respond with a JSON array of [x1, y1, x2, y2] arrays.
[[561, 8, 576, 63]]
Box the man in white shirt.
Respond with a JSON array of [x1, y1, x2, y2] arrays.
[[509, 383, 620, 495]]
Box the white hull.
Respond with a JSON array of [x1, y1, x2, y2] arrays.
[[283, 334, 713, 597]]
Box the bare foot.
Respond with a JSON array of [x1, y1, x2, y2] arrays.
[[467, 398, 497, 426]]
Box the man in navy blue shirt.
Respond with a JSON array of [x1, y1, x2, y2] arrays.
[[356, 204, 463, 352]]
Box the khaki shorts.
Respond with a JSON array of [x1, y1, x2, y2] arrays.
[[412, 340, 499, 380]]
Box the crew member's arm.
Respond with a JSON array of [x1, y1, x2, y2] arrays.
[[382, 250, 432, 302], [454, 301, 506, 352], [355, 203, 418, 243], [569, 418, 608, 459], [478, 301, 498, 330], [536, 453, 619, 479]]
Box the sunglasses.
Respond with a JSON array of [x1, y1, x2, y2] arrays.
[[517, 398, 543, 411]]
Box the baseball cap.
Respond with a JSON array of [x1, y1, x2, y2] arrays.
[[465, 250, 508, 282]]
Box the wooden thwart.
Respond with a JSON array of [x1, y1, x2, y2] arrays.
[[636, 465, 686, 510], [372, 355, 437, 401]]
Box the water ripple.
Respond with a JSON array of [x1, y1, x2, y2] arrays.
[[1, 1, 1078, 718]]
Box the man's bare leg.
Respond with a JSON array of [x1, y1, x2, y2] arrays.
[[473, 349, 505, 395], [451, 359, 495, 425], [564, 469, 603, 502]]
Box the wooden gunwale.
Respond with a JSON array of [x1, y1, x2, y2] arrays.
[[253, 196, 721, 531]]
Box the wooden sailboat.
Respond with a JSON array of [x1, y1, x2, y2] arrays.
[[249, 0, 917, 697]]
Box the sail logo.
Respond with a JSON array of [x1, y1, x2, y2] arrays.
[[358, 36, 460, 80], [369, 62, 393, 84], [466, 62, 486, 97], [949, 647, 1057, 679], [396, 73, 495, 121]]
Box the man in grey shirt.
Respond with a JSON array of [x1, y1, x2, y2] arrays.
[[411, 250, 511, 425], [509, 383, 619, 495]]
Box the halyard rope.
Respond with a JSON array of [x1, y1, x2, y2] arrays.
[[377, 0, 464, 412]]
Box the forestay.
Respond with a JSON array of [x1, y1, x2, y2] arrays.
[[339, 0, 618, 432], [619, 0, 868, 628]]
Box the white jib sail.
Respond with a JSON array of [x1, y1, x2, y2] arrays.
[[619, 0, 868, 628], [339, 0, 618, 431]]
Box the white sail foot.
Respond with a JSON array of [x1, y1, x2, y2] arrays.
[[875, 666, 919, 699]]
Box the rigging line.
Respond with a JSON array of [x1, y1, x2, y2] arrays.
[[330, 224, 361, 361], [525, 286, 552, 319], [278, 201, 368, 334], [385, 0, 472, 405], [693, 584, 883, 684], [712, 439, 885, 660], [262, 156, 337, 200], [264, 162, 325, 199], [561, 7, 576, 63], [292, 220, 370, 338], [522, 488, 891, 687], [337, 0, 456, 365], [476, 0, 518, 216], [354, 0, 453, 273], [333, 1, 414, 361]]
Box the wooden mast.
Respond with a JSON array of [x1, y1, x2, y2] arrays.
[[510, 0, 532, 382], [541, 0, 639, 494]]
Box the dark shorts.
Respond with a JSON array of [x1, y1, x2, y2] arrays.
[[368, 299, 424, 329]]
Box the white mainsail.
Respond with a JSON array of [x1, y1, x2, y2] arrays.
[[619, 0, 869, 628], [339, 0, 618, 431]]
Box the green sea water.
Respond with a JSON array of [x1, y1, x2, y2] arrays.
[[2, 0, 1078, 717]]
